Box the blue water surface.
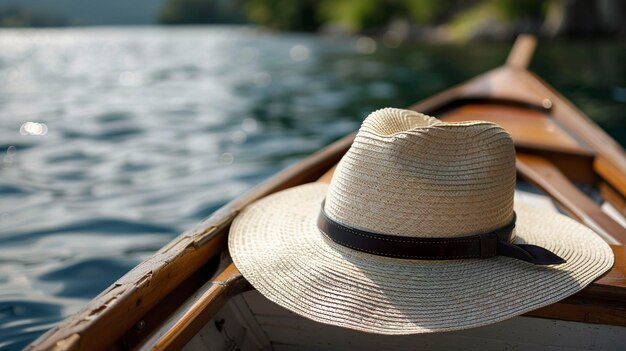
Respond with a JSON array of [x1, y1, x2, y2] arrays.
[[0, 26, 625, 350]]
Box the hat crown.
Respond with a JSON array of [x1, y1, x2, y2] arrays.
[[325, 108, 516, 238]]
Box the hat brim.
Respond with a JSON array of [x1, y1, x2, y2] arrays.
[[228, 183, 614, 334]]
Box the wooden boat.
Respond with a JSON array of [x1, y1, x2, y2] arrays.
[[27, 36, 626, 351]]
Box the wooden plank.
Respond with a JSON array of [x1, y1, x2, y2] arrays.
[[439, 103, 596, 184], [518, 71, 626, 198], [529, 299, 626, 326], [590, 244, 626, 301], [317, 165, 336, 184], [240, 291, 626, 351], [227, 294, 273, 350], [118, 256, 221, 349], [181, 293, 266, 351], [440, 104, 591, 157], [600, 181, 626, 218], [595, 157, 626, 201], [260, 315, 626, 351], [138, 259, 251, 351], [409, 68, 548, 117], [516, 153, 626, 244], [506, 35, 537, 70]]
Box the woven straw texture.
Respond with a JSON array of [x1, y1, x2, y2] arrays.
[[229, 108, 614, 334], [325, 108, 516, 238]]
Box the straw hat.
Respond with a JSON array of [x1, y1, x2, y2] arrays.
[[229, 108, 614, 334]]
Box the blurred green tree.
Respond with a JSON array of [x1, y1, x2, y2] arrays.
[[403, 0, 453, 23], [319, 0, 452, 30], [318, 0, 395, 30], [492, 0, 546, 21], [244, 0, 320, 31], [157, 0, 626, 38], [159, 0, 245, 24]]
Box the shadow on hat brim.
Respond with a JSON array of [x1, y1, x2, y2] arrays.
[[228, 183, 614, 334]]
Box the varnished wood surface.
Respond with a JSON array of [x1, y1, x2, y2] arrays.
[[505, 35, 537, 70], [441, 104, 588, 156], [530, 74, 626, 199], [595, 157, 626, 203], [600, 182, 626, 217], [516, 153, 626, 244], [440, 103, 597, 184], [138, 258, 251, 351], [117, 256, 221, 349], [531, 244, 626, 326]]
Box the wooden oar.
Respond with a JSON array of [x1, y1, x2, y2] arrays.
[[516, 153, 626, 244]]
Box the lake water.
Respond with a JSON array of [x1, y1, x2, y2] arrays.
[[0, 26, 625, 350]]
